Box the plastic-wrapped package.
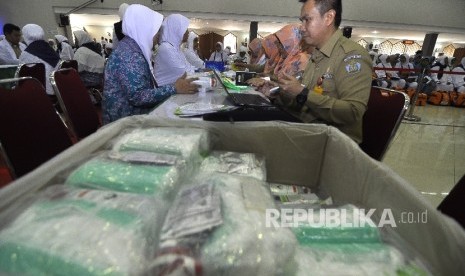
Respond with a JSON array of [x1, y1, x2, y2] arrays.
[[65, 153, 182, 198], [0, 185, 168, 276], [291, 204, 430, 275], [199, 151, 266, 181], [292, 205, 381, 244], [294, 244, 407, 276], [197, 173, 297, 276], [111, 127, 210, 162]]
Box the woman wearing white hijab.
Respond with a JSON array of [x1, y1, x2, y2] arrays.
[[452, 57, 465, 93], [183, 31, 204, 69], [54, 34, 74, 60], [102, 5, 198, 124], [154, 14, 195, 86], [19, 24, 60, 95], [374, 54, 391, 88], [73, 30, 105, 87], [209, 42, 228, 62], [431, 55, 454, 92]]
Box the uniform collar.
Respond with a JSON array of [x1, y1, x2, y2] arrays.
[[317, 29, 342, 58]]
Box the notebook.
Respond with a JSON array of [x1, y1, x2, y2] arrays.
[[203, 71, 302, 123]]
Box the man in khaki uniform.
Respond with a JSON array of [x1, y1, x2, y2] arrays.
[[277, 0, 372, 143]]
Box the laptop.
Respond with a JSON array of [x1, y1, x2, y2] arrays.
[[212, 70, 273, 108], [203, 70, 302, 123]]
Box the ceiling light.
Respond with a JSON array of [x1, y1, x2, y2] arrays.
[[371, 30, 379, 34]]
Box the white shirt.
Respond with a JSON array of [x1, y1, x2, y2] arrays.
[[0, 39, 26, 65]]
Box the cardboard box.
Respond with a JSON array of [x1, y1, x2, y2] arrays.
[[1, 116, 464, 275]]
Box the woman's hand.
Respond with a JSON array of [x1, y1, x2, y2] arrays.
[[246, 77, 266, 87], [175, 73, 200, 94]]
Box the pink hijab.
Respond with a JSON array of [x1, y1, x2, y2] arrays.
[[273, 24, 309, 78]]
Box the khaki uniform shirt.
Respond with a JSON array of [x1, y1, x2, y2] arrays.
[[284, 30, 372, 143]]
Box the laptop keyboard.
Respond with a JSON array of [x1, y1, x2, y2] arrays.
[[232, 93, 271, 106]]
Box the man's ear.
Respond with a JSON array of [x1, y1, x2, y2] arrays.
[[324, 9, 336, 26]]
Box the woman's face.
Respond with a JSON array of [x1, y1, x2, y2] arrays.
[[182, 30, 189, 43], [193, 37, 199, 50], [153, 33, 160, 49], [215, 44, 222, 52]]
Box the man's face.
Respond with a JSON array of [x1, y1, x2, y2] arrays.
[[299, 0, 333, 49], [215, 44, 222, 52], [6, 30, 22, 45]]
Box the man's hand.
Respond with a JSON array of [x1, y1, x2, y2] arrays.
[[175, 73, 200, 94], [278, 73, 305, 98]]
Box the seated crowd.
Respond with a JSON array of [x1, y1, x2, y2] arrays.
[[0, 0, 463, 144]]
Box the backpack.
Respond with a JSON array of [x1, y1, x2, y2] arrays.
[[450, 91, 465, 107], [428, 91, 450, 106]]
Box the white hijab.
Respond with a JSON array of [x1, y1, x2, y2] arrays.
[[118, 3, 129, 20], [154, 14, 192, 86], [185, 31, 198, 52], [123, 4, 163, 72], [54, 34, 68, 43], [22, 24, 44, 45], [73, 30, 93, 46], [160, 14, 189, 48]]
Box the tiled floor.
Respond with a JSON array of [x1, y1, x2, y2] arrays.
[[383, 104, 465, 207]]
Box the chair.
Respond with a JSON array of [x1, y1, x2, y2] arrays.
[[359, 86, 409, 161], [0, 65, 18, 89], [58, 59, 78, 71], [15, 63, 46, 89], [0, 77, 73, 178], [50, 68, 101, 140]]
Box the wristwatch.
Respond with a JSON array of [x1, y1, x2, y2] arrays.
[[295, 87, 309, 106]]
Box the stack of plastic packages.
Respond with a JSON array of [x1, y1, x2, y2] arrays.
[[0, 185, 168, 275], [66, 127, 210, 199], [268, 185, 430, 275], [150, 170, 298, 276]]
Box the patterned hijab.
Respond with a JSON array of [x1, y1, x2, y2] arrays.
[[248, 38, 264, 65], [273, 24, 309, 78], [123, 4, 163, 73], [262, 33, 280, 74]]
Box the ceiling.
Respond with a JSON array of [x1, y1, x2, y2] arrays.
[[69, 13, 465, 46]]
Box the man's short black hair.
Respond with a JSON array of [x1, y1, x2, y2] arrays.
[[3, 23, 21, 35], [299, 0, 342, 28]]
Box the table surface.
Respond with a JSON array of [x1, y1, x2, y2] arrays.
[[149, 86, 267, 119]]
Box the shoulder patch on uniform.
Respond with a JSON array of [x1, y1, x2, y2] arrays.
[[345, 59, 362, 74], [343, 54, 362, 62]]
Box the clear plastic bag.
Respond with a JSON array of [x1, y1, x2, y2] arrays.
[[0, 185, 168, 276], [197, 173, 297, 276], [199, 151, 266, 181], [111, 127, 210, 162]]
